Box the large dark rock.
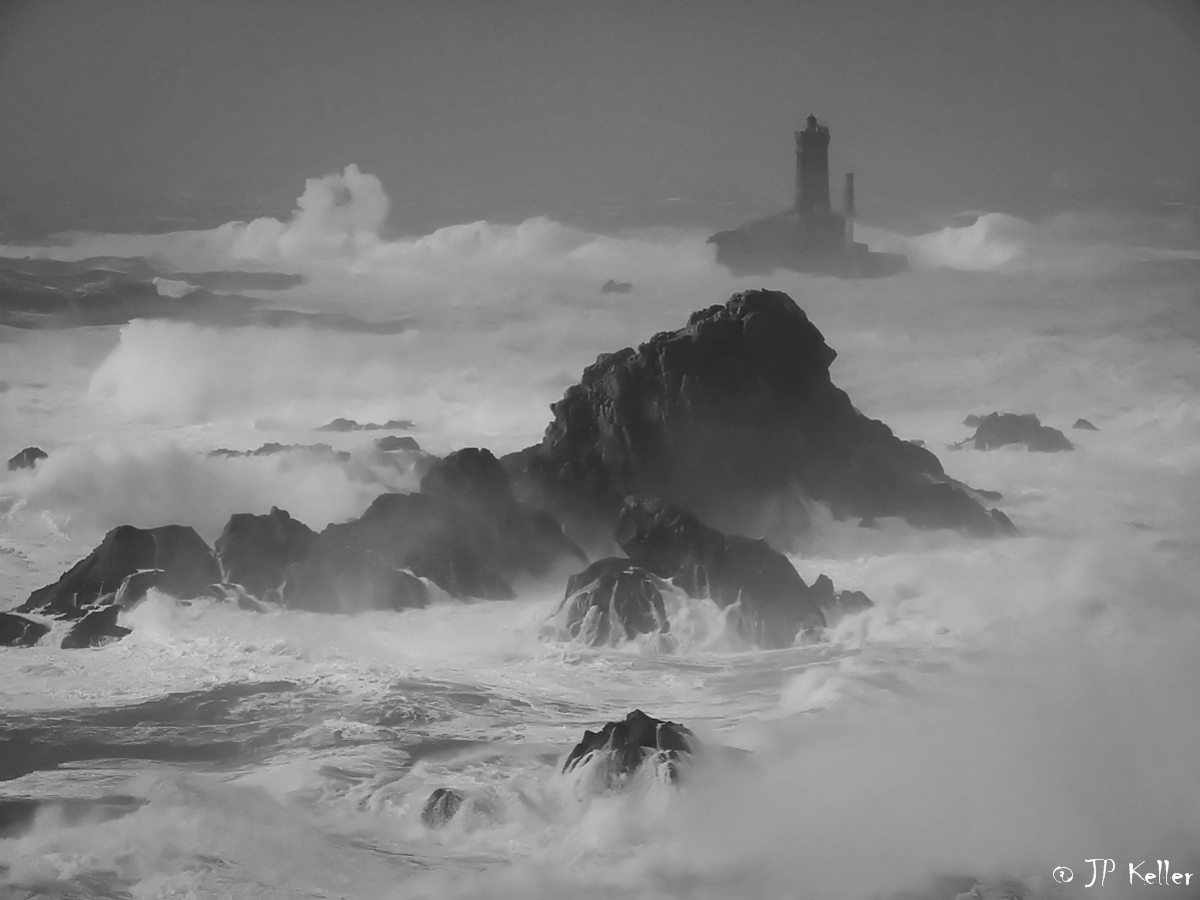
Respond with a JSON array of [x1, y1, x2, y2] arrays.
[[0, 612, 50, 648], [562, 710, 698, 788], [505, 290, 1009, 548], [20, 525, 222, 619], [615, 497, 825, 649], [420, 788, 463, 828], [279, 449, 586, 612], [969, 413, 1073, 452], [60, 605, 130, 649], [7, 447, 47, 471], [555, 558, 669, 647], [215, 507, 316, 600]]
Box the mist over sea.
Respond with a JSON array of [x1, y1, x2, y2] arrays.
[[1, 166, 1198, 899]]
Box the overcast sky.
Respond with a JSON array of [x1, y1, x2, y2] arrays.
[[1, 0, 1198, 234]]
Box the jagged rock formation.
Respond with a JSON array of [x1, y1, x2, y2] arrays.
[[317, 418, 413, 432], [21, 525, 222, 620], [208, 442, 350, 462], [7, 447, 47, 471], [562, 710, 697, 788], [0, 612, 50, 648], [964, 413, 1074, 452], [215, 507, 316, 600], [276, 448, 586, 612], [506, 290, 1010, 549], [420, 788, 463, 828], [808, 573, 874, 624], [554, 558, 669, 647], [615, 497, 827, 648], [60, 605, 131, 649], [375, 435, 422, 452]]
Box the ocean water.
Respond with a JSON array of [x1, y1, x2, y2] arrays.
[[0, 171, 1198, 899]]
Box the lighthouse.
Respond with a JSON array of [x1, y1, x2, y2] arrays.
[[794, 114, 832, 215]]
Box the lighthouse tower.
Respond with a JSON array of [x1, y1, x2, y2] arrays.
[[794, 114, 832, 216]]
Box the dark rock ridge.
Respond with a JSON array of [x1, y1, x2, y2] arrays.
[[7, 447, 47, 471], [615, 497, 828, 648], [215, 507, 316, 601], [274, 448, 587, 612], [375, 435, 422, 452], [554, 558, 669, 647], [1073, 418, 1099, 431], [421, 788, 463, 828], [60, 605, 131, 650], [505, 290, 1010, 549], [562, 710, 697, 788], [317, 418, 414, 432], [208, 442, 350, 462], [0, 612, 50, 648], [21, 525, 222, 620], [963, 413, 1074, 452]]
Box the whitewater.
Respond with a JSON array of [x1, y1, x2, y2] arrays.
[[1, 167, 1198, 899]]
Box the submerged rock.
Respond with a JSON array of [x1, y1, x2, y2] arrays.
[[616, 497, 826, 648], [6, 447, 47, 471], [60, 605, 131, 649], [215, 507, 316, 600], [279, 448, 586, 612], [420, 788, 463, 828], [1072, 417, 1099, 431], [562, 710, 697, 788], [506, 290, 1009, 548], [0, 612, 49, 648], [969, 412, 1073, 452], [556, 558, 669, 646], [21, 524, 222, 619]]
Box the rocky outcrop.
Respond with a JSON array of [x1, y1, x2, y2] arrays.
[[555, 558, 669, 647], [966, 413, 1073, 452], [0, 612, 49, 648], [215, 507, 316, 600], [601, 280, 633, 294], [7, 447, 47, 471], [420, 788, 463, 828], [60, 605, 130, 649], [808, 574, 873, 624], [375, 435, 421, 452], [278, 449, 586, 612], [317, 418, 413, 432], [1072, 418, 1099, 431], [708, 212, 908, 279], [615, 497, 826, 648], [505, 290, 1010, 548], [563, 710, 697, 788], [20, 525, 222, 619], [208, 442, 350, 462]]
